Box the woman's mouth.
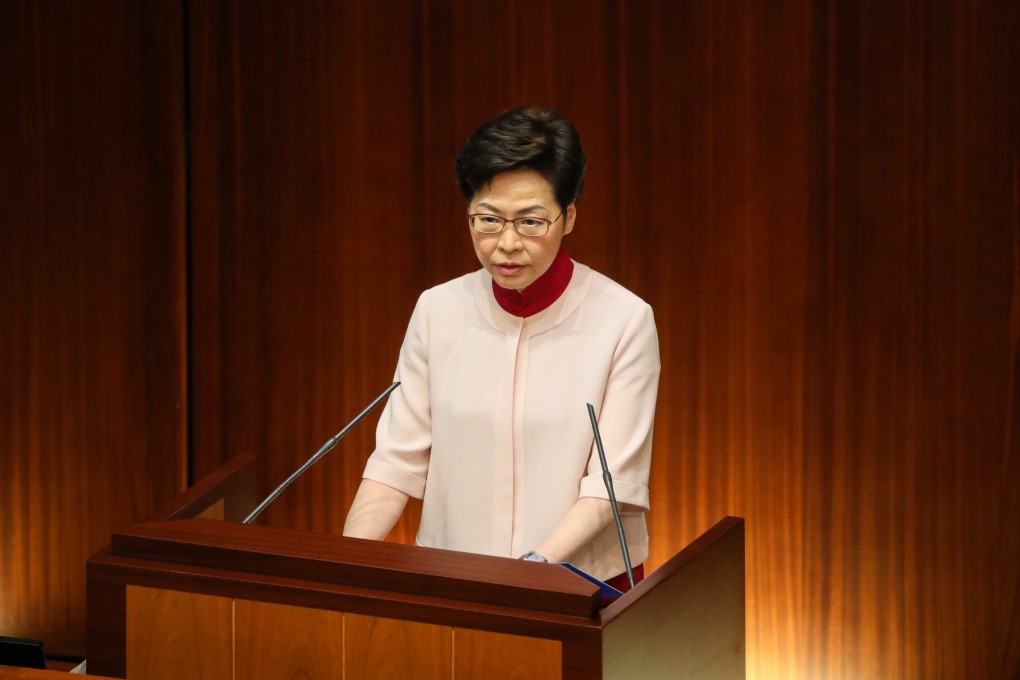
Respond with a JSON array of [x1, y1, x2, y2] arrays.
[[496, 263, 525, 276]]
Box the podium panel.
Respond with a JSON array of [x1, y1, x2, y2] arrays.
[[87, 455, 745, 679], [601, 518, 745, 679], [126, 588, 231, 680], [344, 614, 450, 678], [454, 628, 561, 678], [236, 601, 343, 680], [123, 588, 565, 679]]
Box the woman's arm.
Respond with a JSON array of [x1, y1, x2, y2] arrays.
[[345, 293, 431, 540], [342, 479, 410, 540], [530, 496, 614, 563]]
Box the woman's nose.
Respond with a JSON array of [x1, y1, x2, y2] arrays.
[[497, 225, 523, 251]]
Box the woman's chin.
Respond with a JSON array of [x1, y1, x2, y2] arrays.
[[491, 268, 532, 291]]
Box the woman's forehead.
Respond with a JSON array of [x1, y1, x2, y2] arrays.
[[472, 169, 555, 211]]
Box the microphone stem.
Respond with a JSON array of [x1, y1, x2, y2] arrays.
[[587, 403, 635, 588], [242, 381, 400, 525]]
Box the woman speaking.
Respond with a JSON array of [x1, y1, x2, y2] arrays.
[[343, 106, 660, 590]]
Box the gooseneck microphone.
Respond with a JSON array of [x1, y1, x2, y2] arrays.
[[242, 381, 401, 525], [586, 403, 635, 588]]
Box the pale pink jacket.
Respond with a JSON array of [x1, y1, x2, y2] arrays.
[[363, 261, 660, 579]]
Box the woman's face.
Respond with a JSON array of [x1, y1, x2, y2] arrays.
[[468, 168, 576, 292]]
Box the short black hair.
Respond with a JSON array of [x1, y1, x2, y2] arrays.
[[455, 106, 586, 211]]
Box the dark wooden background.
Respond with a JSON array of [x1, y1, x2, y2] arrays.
[[2, 1, 1017, 677]]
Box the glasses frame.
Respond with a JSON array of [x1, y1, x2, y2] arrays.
[[467, 210, 564, 238]]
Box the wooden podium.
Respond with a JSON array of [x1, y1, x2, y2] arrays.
[[86, 455, 745, 679]]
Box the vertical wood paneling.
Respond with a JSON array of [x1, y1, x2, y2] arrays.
[[188, 0, 423, 538], [186, 1, 1019, 677], [798, 2, 1019, 677], [0, 1, 185, 656], [3, 0, 1011, 675]]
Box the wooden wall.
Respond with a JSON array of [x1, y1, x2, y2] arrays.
[[0, 1, 186, 656], [2, 1, 1017, 677]]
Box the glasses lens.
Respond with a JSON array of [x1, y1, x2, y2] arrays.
[[471, 215, 504, 233], [514, 218, 549, 237]]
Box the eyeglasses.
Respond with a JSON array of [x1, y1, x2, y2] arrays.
[[467, 210, 563, 238]]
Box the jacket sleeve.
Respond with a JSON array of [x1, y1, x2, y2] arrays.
[[578, 303, 660, 511], [362, 292, 432, 498]]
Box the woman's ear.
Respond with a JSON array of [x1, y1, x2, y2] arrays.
[[563, 203, 577, 235]]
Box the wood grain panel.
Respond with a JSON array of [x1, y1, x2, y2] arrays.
[[0, 0, 186, 656], [629, 5, 819, 677], [195, 499, 224, 521], [794, 2, 1019, 677], [85, 556, 128, 679], [187, 0, 425, 542], [592, 1, 1020, 678], [184, 1, 1019, 678], [236, 600, 343, 680], [453, 628, 561, 679], [126, 587, 232, 680], [0, 669, 117, 680], [344, 613, 451, 679], [602, 518, 744, 679], [5, 1, 1014, 674]]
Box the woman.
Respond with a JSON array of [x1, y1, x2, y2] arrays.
[[343, 106, 659, 588]]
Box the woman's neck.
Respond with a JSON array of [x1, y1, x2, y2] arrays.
[[491, 246, 574, 318]]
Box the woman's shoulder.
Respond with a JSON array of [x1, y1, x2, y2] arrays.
[[575, 262, 653, 314], [413, 269, 485, 313]]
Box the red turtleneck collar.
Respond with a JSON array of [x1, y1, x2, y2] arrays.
[[492, 246, 574, 318]]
